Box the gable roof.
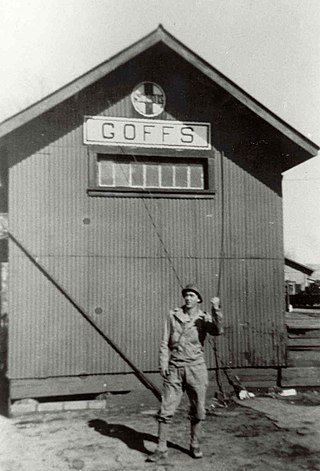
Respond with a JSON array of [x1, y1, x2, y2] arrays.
[[0, 25, 318, 156]]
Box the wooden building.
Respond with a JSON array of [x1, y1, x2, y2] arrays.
[[0, 26, 319, 400], [285, 257, 314, 294]]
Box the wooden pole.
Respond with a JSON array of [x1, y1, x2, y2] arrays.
[[7, 232, 162, 401]]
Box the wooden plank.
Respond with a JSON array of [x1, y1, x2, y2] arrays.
[[286, 311, 320, 317], [10, 368, 279, 400], [286, 319, 320, 329], [10, 373, 162, 400], [291, 309, 320, 315], [281, 367, 320, 387], [230, 368, 278, 380], [288, 329, 320, 339], [287, 338, 320, 348], [285, 311, 320, 329], [287, 350, 320, 367], [211, 368, 278, 390]]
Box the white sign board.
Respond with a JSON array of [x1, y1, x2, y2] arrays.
[[84, 116, 211, 150]]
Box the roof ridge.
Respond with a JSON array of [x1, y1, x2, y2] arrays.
[[0, 25, 318, 157]]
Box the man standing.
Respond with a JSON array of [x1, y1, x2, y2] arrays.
[[147, 283, 223, 462]]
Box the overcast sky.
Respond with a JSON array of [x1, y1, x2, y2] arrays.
[[0, 0, 319, 265]]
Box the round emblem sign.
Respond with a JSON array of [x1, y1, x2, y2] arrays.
[[131, 82, 165, 117]]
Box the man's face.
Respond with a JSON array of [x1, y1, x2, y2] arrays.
[[184, 291, 200, 309]]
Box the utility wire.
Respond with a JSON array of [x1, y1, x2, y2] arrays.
[[102, 100, 184, 289], [106, 144, 184, 289], [95, 109, 239, 399], [284, 178, 320, 181], [210, 150, 226, 399]]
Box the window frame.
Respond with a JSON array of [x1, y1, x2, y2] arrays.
[[87, 146, 216, 198]]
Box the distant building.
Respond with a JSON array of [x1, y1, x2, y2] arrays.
[[285, 257, 314, 294]]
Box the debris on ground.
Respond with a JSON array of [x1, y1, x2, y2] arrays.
[[238, 390, 255, 400], [0, 389, 320, 471], [278, 388, 297, 397]]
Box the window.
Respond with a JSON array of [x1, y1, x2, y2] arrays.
[[97, 156, 205, 190], [88, 151, 215, 197], [295, 284, 301, 294]]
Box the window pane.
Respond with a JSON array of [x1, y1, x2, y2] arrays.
[[161, 165, 174, 187], [98, 160, 114, 186], [114, 162, 130, 186], [175, 165, 188, 188], [190, 164, 204, 189], [146, 164, 159, 187], [131, 163, 144, 187], [96, 157, 207, 191]]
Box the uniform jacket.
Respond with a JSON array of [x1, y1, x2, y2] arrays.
[[159, 305, 223, 369]]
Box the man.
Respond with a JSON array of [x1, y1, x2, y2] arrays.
[[147, 283, 223, 462]]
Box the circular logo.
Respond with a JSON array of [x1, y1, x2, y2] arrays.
[[131, 82, 165, 117]]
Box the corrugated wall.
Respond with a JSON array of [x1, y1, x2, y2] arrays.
[[7, 56, 286, 382], [206, 152, 286, 369]]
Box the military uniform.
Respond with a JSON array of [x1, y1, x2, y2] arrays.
[[147, 284, 223, 462], [158, 306, 222, 424]]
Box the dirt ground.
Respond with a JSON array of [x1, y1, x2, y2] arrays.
[[1, 388, 320, 471]]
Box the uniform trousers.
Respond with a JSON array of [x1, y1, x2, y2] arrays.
[[158, 362, 208, 424]]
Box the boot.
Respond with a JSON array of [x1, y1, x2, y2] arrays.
[[146, 422, 169, 462], [190, 420, 203, 459]]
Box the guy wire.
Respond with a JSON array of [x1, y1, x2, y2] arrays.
[[211, 151, 248, 400], [114, 142, 240, 399], [94, 130, 183, 288], [114, 138, 231, 397], [210, 150, 226, 399], [97, 100, 184, 289], [95, 108, 233, 396]]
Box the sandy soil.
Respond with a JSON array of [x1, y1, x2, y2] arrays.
[[1, 389, 320, 471]]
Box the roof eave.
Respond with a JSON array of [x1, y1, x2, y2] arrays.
[[285, 257, 314, 276], [0, 24, 318, 157], [0, 26, 164, 140]]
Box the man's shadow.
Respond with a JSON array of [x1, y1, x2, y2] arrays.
[[88, 419, 189, 456]]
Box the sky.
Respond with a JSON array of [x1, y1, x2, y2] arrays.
[[0, 0, 319, 266]]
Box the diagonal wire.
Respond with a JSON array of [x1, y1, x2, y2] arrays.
[[103, 98, 186, 288], [98, 134, 183, 288], [94, 110, 240, 398]]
